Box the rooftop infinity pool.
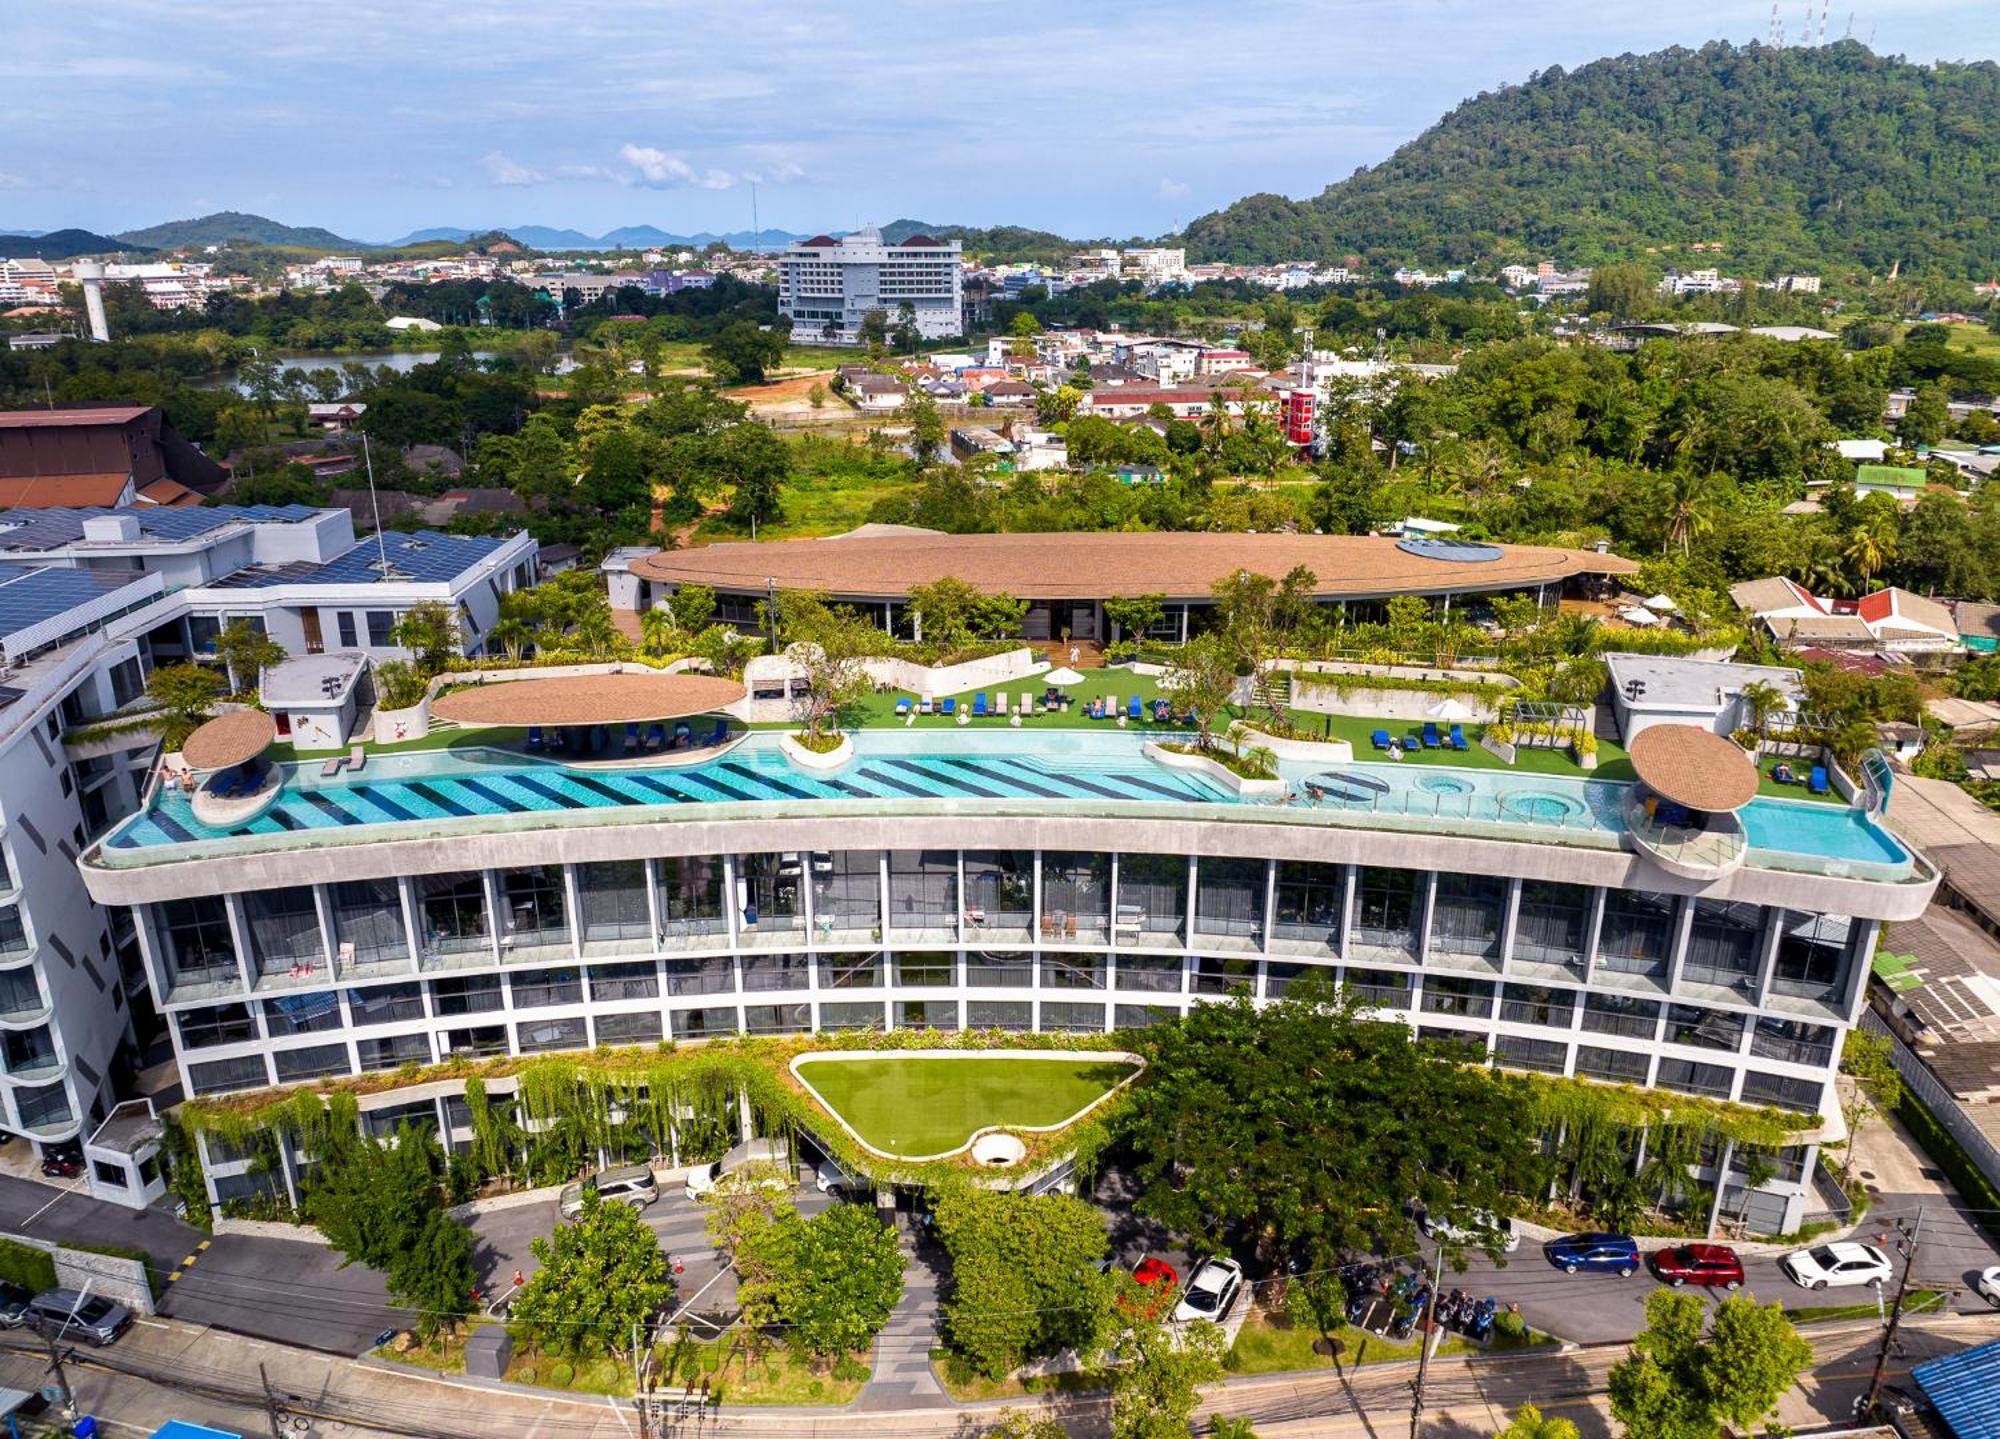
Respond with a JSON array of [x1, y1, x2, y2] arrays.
[[99, 730, 1914, 880]]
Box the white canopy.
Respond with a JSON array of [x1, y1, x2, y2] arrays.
[[1642, 593, 1679, 612], [1618, 606, 1662, 627], [1044, 667, 1085, 685], [1426, 697, 1475, 720]]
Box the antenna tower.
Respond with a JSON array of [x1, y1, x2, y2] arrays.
[[1768, 1, 1782, 45]]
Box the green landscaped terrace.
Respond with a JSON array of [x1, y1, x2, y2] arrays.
[[791, 1053, 1141, 1160]]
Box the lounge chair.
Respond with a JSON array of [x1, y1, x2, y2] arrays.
[[1153, 699, 1172, 723], [624, 723, 642, 754], [940, 697, 957, 717], [973, 693, 989, 718], [1422, 721, 1441, 748], [1449, 724, 1468, 751], [1128, 695, 1144, 721], [1371, 729, 1392, 751], [705, 720, 728, 745], [1089, 697, 1105, 720], [320, 753, 345, 778], [525, 726, 544, 752], [894, 697, 912, 717], [1808, 765, 1830, 795], [646, 722, 667, 750], [347, 744, 366, 774], [547, 728, 567, 751], [919, 696, 934, 715]]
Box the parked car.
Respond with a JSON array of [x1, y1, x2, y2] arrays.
[[1649, 1243, 1745, 1290], [26, 1289, 131, 1347], [1544, 1233, 1640, 1276], [814, 1160, 867, 1196], [1780, 1242, 1893, 1290], [1975, 1266, 2000, 1309], [686, 1139, 792, 1200], [0, 1282, 32, 1328], [1171, 1257, 1244, 1325], [558, 1163, 659, 1220], [1109, 1255, 1180, 1320], [1418, 1207, 1520, 1253]]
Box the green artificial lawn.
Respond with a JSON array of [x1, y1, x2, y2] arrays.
[[794, 1054, 1139, 1157]]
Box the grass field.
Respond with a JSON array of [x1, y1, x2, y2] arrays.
[[793, 1054, 1139, 1157], [1946, 322, 2000, 358]]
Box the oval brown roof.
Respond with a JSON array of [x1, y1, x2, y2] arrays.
[[431, 673, 746, 728], [180, 709, 278, 770], [1629, 724, 1760, 813], [630, 532, 1638, 604]]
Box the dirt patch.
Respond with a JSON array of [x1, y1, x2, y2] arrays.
[[726, 373, 841, 418]]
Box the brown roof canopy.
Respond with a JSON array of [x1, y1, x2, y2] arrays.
[[1629, 724, 1760, 813], [432, 673, 746, 728], [631, 532, 1638, 604], [180, 710, 278, 770]]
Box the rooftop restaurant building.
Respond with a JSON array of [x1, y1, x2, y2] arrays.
[[612, 531, 1640, 643], [76, 535, 1934, 1236]]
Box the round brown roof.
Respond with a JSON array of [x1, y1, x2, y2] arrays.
[[431, 673, 746, 728], [180, 709, 278, 770], [1628, 724, 1759, 813]]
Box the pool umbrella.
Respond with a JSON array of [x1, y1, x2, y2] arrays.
[[1618, 606, 1661, 626], [1642, 593, 1680, 612], [1426, 697, 1474, 720], [1044, 667, 1085, 685]]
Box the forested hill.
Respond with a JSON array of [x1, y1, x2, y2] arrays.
[[1180, 42, 2000, 276]]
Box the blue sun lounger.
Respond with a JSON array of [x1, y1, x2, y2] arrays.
[[1449, 724, 1468, 750], [1128, 695, 1144, 721], [1422, 721, 1441, 748], [1808, 765, 1829, 794], [526, 726, 544, 752], [973, 693, 988, 717], [894, 697, 912, 717], [940, 698, 957, 716], [1371, 729, 1391, 750]]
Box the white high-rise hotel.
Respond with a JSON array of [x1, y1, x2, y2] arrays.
[[777, 228, 964, 345]]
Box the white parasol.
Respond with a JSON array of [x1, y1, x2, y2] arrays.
[[1044, 667, 1086, 685]]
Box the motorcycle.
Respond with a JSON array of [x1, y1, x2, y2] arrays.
[[1469, 1297, 1497, 1342], [39, 1150, 81, 1180]]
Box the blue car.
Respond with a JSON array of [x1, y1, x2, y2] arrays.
[[1544, 1233, 1640, 1276]]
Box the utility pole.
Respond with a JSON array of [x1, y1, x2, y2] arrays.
[[1408, 1234, 1445, 1439], [258, 1363, 286, 1439], [1864, 1207, 1924, 1418], [40, 1326, 76, 1426]]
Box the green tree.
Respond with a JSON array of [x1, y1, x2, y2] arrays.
[[1898, 382, 1950, 447], [1836, 1028, 1904, 1180], [719, 423, 792, 526], [668, 583, 717, 635], [857, 309, 889, 352], [214, 619, 285, 695], [394, 1209, 479, 1340], [907, 391, 947, 467], [702, 322, 787, 385], [777, 592, 883, 744], [771, 1203, 905, 1357], [1121, 981, 1537, 1278], [1585, 263, 1655, 321], [1737, 679, 1788, 735], [1110, 1314, 1226, 1439], [893, 301, 921, 355], [580, 426, 654, 519], [147, 663, 227, 749], [388, 600, 462, 676], [1607, 1290, 1812, 1439], [1104, 593, 1166, 645], [1159, 631, 1238, 750], [638, 606, 678, 657], [987, 1411, 1068, 1439], [932, 1187, 1113, 1378], [512, 1189, 674, 1361], [1495, 1403, 1580, 1439]]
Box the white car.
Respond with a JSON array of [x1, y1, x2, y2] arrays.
[[1418, 1208, 1521, 1254], [1171, 1257, 1244, 1326], [1780, 1241, 1893, 1290], [1976, 1265, 2000, 1309], [815, 1160, 867, 1196]]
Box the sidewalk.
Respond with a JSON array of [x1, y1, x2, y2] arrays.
[[858, 1231, 948, 1411]]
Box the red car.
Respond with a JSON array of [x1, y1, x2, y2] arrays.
[[1112, 1256, 1180, 1319], [1649, 1243, 1745, 1290]]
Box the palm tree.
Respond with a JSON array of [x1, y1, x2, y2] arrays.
[[1844, 521, 1895, 588], [1738, 679, 1787, 736], [638, 607, 677, 657], [1661, 471, 1715, 556], [572, 609, 621, 660], [488, 617, 530, 662]]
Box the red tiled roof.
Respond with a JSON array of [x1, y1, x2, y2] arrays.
[[0, 405, 152, 429], [798, 236, 837, 247], [1857, 591, 1892, 623]]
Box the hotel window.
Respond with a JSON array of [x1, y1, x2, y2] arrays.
[[962, 852, 1032, 929], [1597, 891, 1677, 979], [736, 854, 803, 931], [244, 887, 324, 980], [1500, 983, 1576, 1028], [740, 952, 811, 992], [578, 861, 651, 946], [1514, 881, 1590, 969], [1115, 953, 1182, 993], [1684, 900, 1763, 994], [516, 1016, 586, 1054], [1750, 1017, 1835, 1067], [432, 973, 503, 1015], [1044, 952, 1106, 989], [589, 961, 659, 1002], [1273, 861, 1344, 950], [1493, 1035, 1567, 1075], [365, 611, 394, 647], [348, 982, 424, 1026], [332, 879, 408, 967], [666, 956, 735, 997], [889, 851, 957, 930], [1343, 967, 1411, 1010], [275, 1044, 351, 1083], [1664, 1004, 1744, 1052], [336, 612, 358, 648], [1580, 992, 1658, 1040], [966, 952, 1034, 987], [1772, 912, 1853, 1007], [894, 999, 959, 1031], [264, 993, 342, 1038], [1420, 975, 1495, 1019], [178, 1003, 257, 1050], [1574, 1045, 1649, 1083], [1657, 1058, 1733, 1099], [499, 867, 569, 949], [1740, 1071, 1823, 1113], [817, 952, 880, 989], [595, 1011, 663, 1046], [186, 1055, 269, 1097], [1041, 853, 1110, 938], [967, 1000, 1033, 1031], [1194, 858, 1266, 942], [511, 967, 582, 1009], [157, 897, 237, 989], [356, 1032, 432, 1071], [743, 1003, 810, 1037], [1116, 854, 1186, 941], [1351, 868, 1421, 956], [812, 852, 879, 932], [419, 873, 489, 956], [895, 952, 956, 987], [1429, 874, 1505, 960], [819, 1001, 884, 1032], [656, 857, 727, 937], [1040, 1001, 1106, 1033]]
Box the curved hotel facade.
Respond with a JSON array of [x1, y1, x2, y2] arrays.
[[76, 536, 1937, 1234]]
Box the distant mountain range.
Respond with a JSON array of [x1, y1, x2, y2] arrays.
[[0, 228, 148, 260], [1179, 40, 2000, 275], [113, 211, 362, 250], [380, 224, 816, 251]]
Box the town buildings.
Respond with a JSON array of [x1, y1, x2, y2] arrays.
[[776, 229, 964, 345]]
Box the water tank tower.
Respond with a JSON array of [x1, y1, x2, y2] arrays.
[[70, 259, 112, 342]]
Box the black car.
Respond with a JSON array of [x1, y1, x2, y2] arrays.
[[0, 1281, 32, 1328]]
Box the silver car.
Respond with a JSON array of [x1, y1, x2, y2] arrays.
[[558, 1163, 659, 1220], [26, 1289, 131, 1347]]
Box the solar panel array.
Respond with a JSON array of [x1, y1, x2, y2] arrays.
[[0, 504, 321, 553], [0, 564, 150, 641], [300, 530, 510, 585]]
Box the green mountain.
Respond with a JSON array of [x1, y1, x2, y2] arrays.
[[0, 229, 144, 260], [879, 218, 1110, 265], [113, 211, 362, 251], [1181, 42, 2000, 276]]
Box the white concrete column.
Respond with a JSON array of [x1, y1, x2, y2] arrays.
[[1337, 865, 1355, 960], [1498, 877, 1522, 975], [396, 877, 422, 969], [1753, 907, 1784, 1007], [1416, 871, 1438, 964], [561, 864, 583, 960], [1580, 887, 1607, 984], [1261, 859, 1276, 957], [221, 895, 255, 992], [312, 886, 338, 980], [1665, 897, 1696, 993]]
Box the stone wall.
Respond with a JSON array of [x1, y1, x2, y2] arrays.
[[0, 1230, 156, 1316]]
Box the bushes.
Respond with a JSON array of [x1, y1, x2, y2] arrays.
[[1894, 1090, 2000, 1245], [0, 1239, 57, 1295]]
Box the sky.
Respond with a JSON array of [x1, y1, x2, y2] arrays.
[[3, 0, 1996, 244]]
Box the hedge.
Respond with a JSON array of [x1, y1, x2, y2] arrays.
[[1894, 1090, 2000, 1245], [0, 1238, 57, 1295]]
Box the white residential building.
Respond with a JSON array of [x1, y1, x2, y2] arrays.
[[777, 229, 964, 346]]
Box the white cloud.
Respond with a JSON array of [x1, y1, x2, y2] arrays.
[[0, 172, 26, 190], [480, 150, 544, 186], [617, 143, 737, 190], [1156, 177, 1191, 200]]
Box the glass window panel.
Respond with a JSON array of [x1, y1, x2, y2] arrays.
[[666, 956, 736, 996], [347, 982, 424, 1026], [1273, 861, 1344, 950], [819, 1001, 884, 1032], [967, 1000, 1033, 1031], [500, 867, 569, 949], [1500, 984, 1576, 1028], [1574, 1045, 1649, 1083], [516, 1016, 587, 1053], [962, 852, 1033, 924], [816, 952, 881, 989], [431, 974, 503, 1015], [157, 897, 237, 990], [579, 861, 651, 946], [332, 879, 408, 966], [1598, 891, 1676, 978], [1581, 992, 1658, 1039], [1040, 1001, 1106, 1033], [894, 999, 958, 1031], [511, 967, 582, 1009], [243, 887, 324, 978], [595, 1011, 663, 1046], [589, 962, 659, 1002], [419, 873, 489, 956], [1665, 1004, 1745, 1052], [656, 856, 727, 937], [1657, 1058, 1733, 1098], [275, 1044, 350, 1082], [1343, 967, 1411, 1010], [356, 1033, 432, 1071], [1117, 854, 1186, 940], [178, 1003, 256, 1050], [1684, 900, 1764, 993], [1750, 1017, 1836, 1067], [1043, 952, 1106, 990], [1430, 874, 1505, 958], [812, 851, 880, 932], [1352, 868, 1421, 955], [1420, 975, 1495, 1018], [1194, 858, 1266, 939], [1515, 881, 1590, 966], [966, 952, 1034, 987], [1114, 953, 1181, 993], [740, 953, 811, 992], [889, 851, 958, 930], [1494, 1035, 1567, 1074], [1740, 1071, 1823, 1113]]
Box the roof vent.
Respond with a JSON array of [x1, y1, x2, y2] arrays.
[[81, 514, 142, 544]]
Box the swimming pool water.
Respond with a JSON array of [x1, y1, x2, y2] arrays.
[[102, 729, 1914, 877]]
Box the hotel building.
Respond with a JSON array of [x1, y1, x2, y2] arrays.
[[776, 229, 964, 346]]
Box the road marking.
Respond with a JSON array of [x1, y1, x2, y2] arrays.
[[18, 1178, 81, 1229], [136, 1318, 175, 1330]]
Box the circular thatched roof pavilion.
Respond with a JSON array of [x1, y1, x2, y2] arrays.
[[1628, 725, 1759, 813], [180, 710, 278, 771]]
